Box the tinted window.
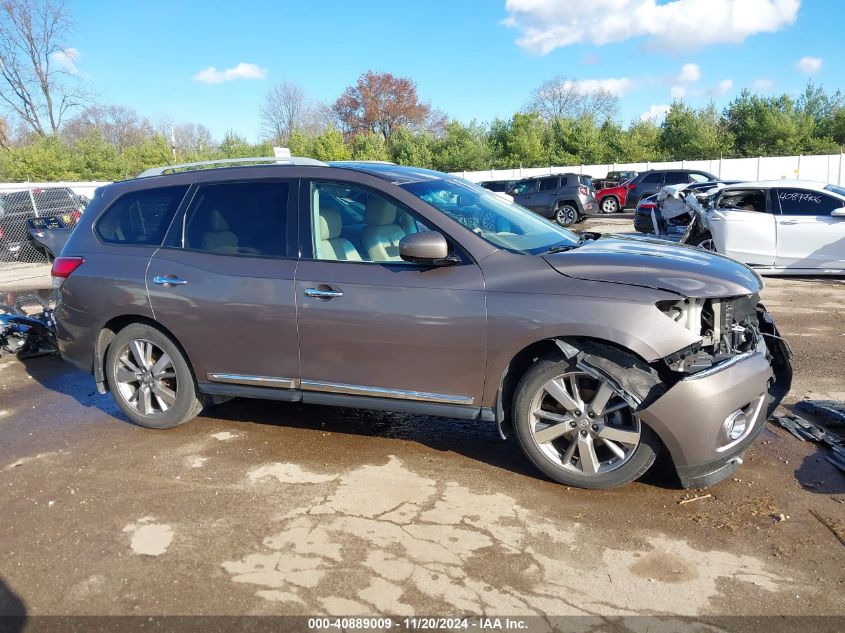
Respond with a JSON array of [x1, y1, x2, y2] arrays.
[[579, 175, 593, 188], [641, 172, 664, 184], [481, 181, 508, 192], [184, 181, 290, 257], [776, 189, 845, 216], [717, 190, 767, 213], [96, 186, 188, 246], [538, 177, 559, 191], [509, 181, 536, 196], [665, 171, 688, 185]]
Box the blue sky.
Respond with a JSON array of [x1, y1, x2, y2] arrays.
[[66, 0, 842, 141]]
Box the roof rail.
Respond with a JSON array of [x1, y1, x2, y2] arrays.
[[137, 156, 327, 178]]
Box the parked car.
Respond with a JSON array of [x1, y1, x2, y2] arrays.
[[0, 188, 87, 261], [624, 169, 718, 209], [595, 170, 637, 190], [595, 181, 631, 214], [479, 180, 516, 193], [53, 158, 790, 490], [633, 181, 736, 234], [507, 173, 597, 226], [680, 180, 845, 275]]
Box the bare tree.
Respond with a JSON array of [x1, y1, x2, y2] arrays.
[[527, 75, 619, 122], [63, 104, 154, 150], [0, 115, 8, 148], [155, 118, 215, 155], [260, 81, 324, 145], [0, 0, 87, 136]]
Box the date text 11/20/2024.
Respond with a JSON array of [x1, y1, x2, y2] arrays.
[[308, 617, 529, 630]]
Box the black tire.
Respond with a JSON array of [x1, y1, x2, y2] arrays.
[[689, 231, 717, 252], [106, 323, 206, 429], [512, 355, 661, 489], [599, 196, 619, 214], [553, 203, 578, 227]]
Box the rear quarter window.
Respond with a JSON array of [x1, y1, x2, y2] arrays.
[[95, 186, 188, 246]]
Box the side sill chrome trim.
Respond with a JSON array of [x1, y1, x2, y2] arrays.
[[682, 351, 756, 381], [207, 373, 299, 389], [300, 380, 474, 405]]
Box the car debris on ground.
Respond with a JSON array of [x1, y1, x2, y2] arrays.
[[0, 291, 58, 359], [771, 404, 845, 472]]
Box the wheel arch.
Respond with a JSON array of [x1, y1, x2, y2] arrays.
[[94, 315, 196, 394]]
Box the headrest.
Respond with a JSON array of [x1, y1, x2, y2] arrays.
[[319, 207, 342, 240], [208, 209, 230, 232], [364, 196, 397, 226]]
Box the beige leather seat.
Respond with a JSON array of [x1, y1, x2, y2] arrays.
[[201, 209, 239, 254], [317, 207, 362, 261], [362, 197, 406, 261]]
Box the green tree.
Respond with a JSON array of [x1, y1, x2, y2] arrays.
[[121, 135, 172, 177], [489, 112, 547, 168], [0, 135, 76, 180], [431, 121, 491, 172], [388, 127, 433, 167], [660, 102, 730, 159], [724, 91, 810, 156], [350, 131, 389, 161], [219, 130, 255, 158], [71, 129, 124, 180], [311, 128, 350, 161]]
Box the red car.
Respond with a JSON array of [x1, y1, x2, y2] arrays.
[[595, 181, 630, 214]]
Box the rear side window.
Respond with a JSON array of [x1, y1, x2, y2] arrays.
[[689, 172, 711, 183], [776, 189, 845, 216], [184, 181, 290, 257], [717, 190, 767, 213], [641, 172, 664, 184], [96, 186, 188, 246], [579, 175, 593, 187], [665, 171, 688, 185], [538, 177, 559, 191]]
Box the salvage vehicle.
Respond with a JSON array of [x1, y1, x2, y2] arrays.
[[680, 180, 845, 275], [53, 158, 791, 489], [633, 181, 735, 235], [507, 173, 597, 226]]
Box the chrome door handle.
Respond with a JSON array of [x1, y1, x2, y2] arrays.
[[153, 275, 188, 286], [304, 287, 343, 299]]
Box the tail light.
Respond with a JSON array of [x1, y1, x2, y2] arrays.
[[579, 185, 588, 195], [51, 256, 84, 287], [71, 209, 81, 223], [639, 202, 656, 209]]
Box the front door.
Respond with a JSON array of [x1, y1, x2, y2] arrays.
[[147, 179, 301, 392], [295, 180, 487, 410], [707, 188, 776, 267], [511, 180, 539, 211], [774, 188, 845, 270]]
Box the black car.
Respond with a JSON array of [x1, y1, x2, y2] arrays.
[[0, 188, 87, 261], [507, 173, 597, 227], [624, 169, 718, 209]]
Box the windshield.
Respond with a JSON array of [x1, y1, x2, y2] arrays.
[[401, 178, 580, 254], [824, 184, 845, 198]]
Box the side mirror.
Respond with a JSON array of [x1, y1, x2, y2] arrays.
[[399, 232, 457, 265], [831, 208, 845, 218]]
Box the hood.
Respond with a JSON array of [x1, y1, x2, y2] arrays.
[[543, 234, 762, 298]]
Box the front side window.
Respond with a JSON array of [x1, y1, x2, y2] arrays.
[[402, 178, 580, 255], [717, 190, 767, 213], [775, 188, 845, 216], [183, 181, 289, 257], [96, 186, 188, 246], [509, 180, 537, 196], [310, 182, 436, 263]]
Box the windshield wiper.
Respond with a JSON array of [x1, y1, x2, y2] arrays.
[[544, 244, 577, 254]]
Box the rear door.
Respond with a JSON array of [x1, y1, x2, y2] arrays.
[[532, 176, 560, 214], [146, 179, 301, 394], [774, 188, 845, 270], [708, 188, 775, 267]]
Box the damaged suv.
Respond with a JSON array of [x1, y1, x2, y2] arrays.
[[53, 159, 791, 489]]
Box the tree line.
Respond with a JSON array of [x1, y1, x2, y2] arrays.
[[2, 0, 845, 182]]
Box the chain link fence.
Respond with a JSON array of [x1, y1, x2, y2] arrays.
[[0, 184, 91, 264]]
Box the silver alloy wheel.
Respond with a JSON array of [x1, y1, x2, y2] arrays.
[[698, 238, 717, 252], [528, 371, 641, 475], [555, 205, 577, 226], [600, 197, 618, 214], [114, 338, 178, 416]]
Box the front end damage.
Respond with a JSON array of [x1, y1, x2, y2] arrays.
[[553, 295, 792, 488]]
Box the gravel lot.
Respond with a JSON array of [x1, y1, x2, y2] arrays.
[[0, 217, 843, 624]]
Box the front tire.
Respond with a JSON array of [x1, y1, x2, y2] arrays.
[[690, 231, 717, 252], [106, 323, 206, 429], [512, 356, 661, 489], [600, 197, 619, 214], [553, 204, 578, 227]]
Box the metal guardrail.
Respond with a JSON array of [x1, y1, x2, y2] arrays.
[[0, 184, 90, 264]]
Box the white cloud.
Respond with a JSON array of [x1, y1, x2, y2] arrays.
[[671, 85, 687, 98], [562, 77, 633, 96], [709, 79, 734, 96], [640, 104, 671, 122], [677, 63, 701, 84], [795, 56, 822, 74], [50, 48, 80, 75], [193, 62, 268, 84], [504, 0, 800, 55], [753, 78, 774, 91]]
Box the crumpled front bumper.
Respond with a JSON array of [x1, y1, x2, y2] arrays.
[[637, 350, 778, 488]]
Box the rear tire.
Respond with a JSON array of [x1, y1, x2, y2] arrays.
[[553, 204, 578, 227], [512, 355, 661, 489], [600, 197, 619, 214], [690, 231, 717, 252], [106, 323, 206, 429]]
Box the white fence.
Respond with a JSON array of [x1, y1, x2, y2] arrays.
[[451, 153, 845, 185]]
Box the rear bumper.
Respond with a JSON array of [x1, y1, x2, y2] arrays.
[[638, 351, 778, 488]]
